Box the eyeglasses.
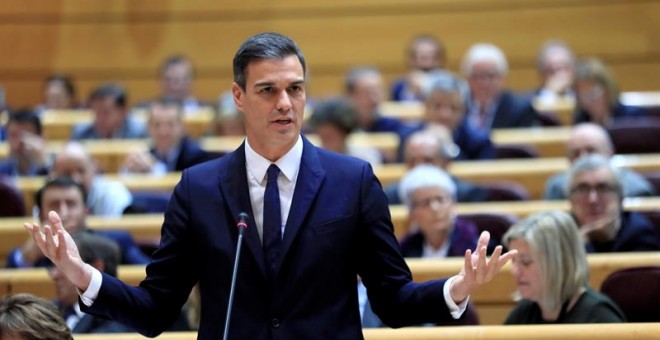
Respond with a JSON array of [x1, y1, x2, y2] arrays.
[[570, 183, 618, 199], [412, 195, 451, 209]]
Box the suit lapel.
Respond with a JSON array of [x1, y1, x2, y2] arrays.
[[275, 137, 326, 274], [218, 143, 267, 277]]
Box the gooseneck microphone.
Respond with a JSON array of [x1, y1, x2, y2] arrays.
[[223, 212, 249, 340]]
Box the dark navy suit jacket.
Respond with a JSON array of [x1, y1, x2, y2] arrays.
[[586, 212, 660, 253], [150, 137, 209, 172], [488, 90, 539, 129], [82, 136, 454, 339]]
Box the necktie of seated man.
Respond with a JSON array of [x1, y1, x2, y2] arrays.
[[263, 164, 282, 279]]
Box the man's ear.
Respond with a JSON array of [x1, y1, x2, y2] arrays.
[[231, 82, 245, 113]]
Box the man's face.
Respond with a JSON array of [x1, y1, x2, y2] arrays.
[[162, 61, 193, 99], [411, 41, 442, 72], [541, 48, 574, 85], [45, 81, 73, 110], [349, 73, 384, 126], [404, 139, 443, 169], [90, 97, 125, 138], [40, 186, 87, 233], [51, 153, 95, 191], [566, 129, 610, 162], [232, 55, 306, 159], [424, 90, 464, 131], [6, 122, 38, 156], [148, 105, 183, 154], [316, 123, 347, 154], [467, 61, 504, 104], [569, 168, 621, 226]]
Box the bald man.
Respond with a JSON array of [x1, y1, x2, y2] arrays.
[[50, 142, 132, 216], [543, 123, 655, 199]]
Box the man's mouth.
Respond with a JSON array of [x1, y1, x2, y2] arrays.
[[272, 118, 293, 125]]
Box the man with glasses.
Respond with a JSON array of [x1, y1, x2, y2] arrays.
[[544, 122, 655, 200], [566, 154, 660, 253]]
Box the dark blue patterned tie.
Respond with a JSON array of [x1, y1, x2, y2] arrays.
[[263, 164, 282, 278]]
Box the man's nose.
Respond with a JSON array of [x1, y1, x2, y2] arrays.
[[276, 90, 292, 112]]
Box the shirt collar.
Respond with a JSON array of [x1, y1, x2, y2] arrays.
[[245, 135, 303, 183]]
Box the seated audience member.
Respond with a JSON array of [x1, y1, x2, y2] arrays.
[[0, 293, 73, 340], [532, 40, 576, 106], [401, 72, 495, 161], [216, 90, 246, 136], [121, 98, 208, 175], [50, 232, 134, 333], [0, 109, 51, 177], [503, 210, 626, 324], [573, 58, 645, 125], [390, 34, 447, 102], [6, 176, 149, 268], [35, 74, 78, 116], [385, 128, 488, 204], [307, 97, 383, 166], [397, 164, 480, 257], [50, 142, 132, 216], [135, 55, 212, 115], [544, 123, 655, 199], [71, 83, 146, 140], [346, 66, 407, 135], [567, 154, 660, 253], [461, 43, 538, 131]]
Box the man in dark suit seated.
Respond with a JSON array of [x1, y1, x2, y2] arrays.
[[134, 55, 214, 116], [71, 83, 147, 140], [400, 72, 496, 161], [0, 109, 51, 177], [385, 128, 488, 204], [567, 154, 660, 253], [530, 40, 576, 106], [121, 98, 209, 175], [24, 32, 516, 339], [50, 231, 134, 334], [460, 43, 539, 131], [7, 177, 150, 268], [390, 34, 447, 102]]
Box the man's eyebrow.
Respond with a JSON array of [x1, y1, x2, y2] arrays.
[[253, 81, 275, 89], [289, 80, 305, 86]]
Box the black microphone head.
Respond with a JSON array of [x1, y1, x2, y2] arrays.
[[237, 212, 249, 230], [238, 212, 249, 222]]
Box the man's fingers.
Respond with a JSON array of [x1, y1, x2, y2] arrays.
[[463, 249, 474, 282], [42, 225, 57, 256], [476, 231, 490, 252], [485, 245, 503, 280], [48, 211, 64, 232], [476, 245, 487, 283], [56, 229, 68, 258], [497, 249, 518, 271]]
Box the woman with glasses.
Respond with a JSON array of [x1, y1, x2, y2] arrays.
[[573, 58, 645, 126], [397, 164, 481, 258], [503, 210, 626, 324]]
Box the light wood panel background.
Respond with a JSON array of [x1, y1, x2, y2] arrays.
[[1, 0, 659, 108]]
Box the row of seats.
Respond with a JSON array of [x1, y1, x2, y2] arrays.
[[2, 253, 657, 324], [2, 153, 659, 212], [2, 198, 659, 264]]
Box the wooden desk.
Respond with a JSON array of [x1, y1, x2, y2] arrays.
[[492, 127, 571, 158], [40, 109, 216, 140], [4, 253, 658, 326], [375, 154, 660, 199]]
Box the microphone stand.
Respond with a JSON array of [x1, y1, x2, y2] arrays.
[[223, 212, 248, 340]]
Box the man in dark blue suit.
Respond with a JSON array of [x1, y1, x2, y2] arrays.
[[121, 98, 209, 175], [7, 177, 150, 267], [25, 33, 516, 339]]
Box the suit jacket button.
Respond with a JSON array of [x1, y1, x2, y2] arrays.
[[272, 318, 280, 328]]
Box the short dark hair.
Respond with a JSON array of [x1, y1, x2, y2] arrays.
[[233, 32, 306, 90], [0, 294, 73, 340], [72, 232, 120, 278], [45, 74, 76, 99], [88, 83, 127, 109], [7, 109, 42, 136], [150, 96, 184, 118], [160, 55, 194, 78], [35, 177, 87, 212], [308, 98, 358, 135]]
